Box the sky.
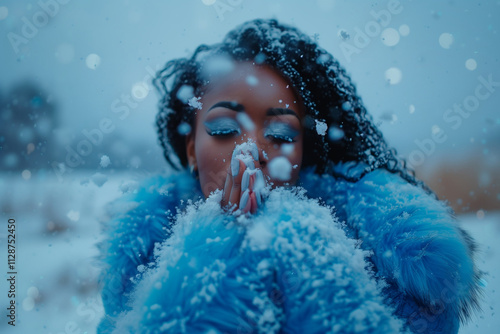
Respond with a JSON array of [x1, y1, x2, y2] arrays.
[[0, 0, 499, 172]]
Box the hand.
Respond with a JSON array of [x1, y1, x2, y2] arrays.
[[220, 142, 266, 214]]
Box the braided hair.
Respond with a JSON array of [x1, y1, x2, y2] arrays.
[[154, 18, 435, 197]]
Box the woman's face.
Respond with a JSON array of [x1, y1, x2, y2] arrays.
[[186, 61, 305, 204]]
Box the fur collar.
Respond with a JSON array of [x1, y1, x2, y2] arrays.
[[97, 162, 481, 333]]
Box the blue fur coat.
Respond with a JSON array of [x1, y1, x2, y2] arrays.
[[96, 162, 480, 333]]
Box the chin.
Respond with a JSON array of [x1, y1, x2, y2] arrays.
[[269, 178, 298, 189]]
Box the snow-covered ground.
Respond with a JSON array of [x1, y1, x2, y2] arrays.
[[0, 172, 123, 334], [0, 172, 498, 333], [458, 212, 500, 334]]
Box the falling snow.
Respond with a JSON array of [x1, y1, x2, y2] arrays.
[[67, 210, 80, 222], [268, 156, 292, 181], [188, 97, 203, 110], [236, 113, 255, 131], [381, 28, 400, 47], [1, 2, 498, 333], [328, 126, 345, 141], [338, 29, 350, 41], [465, 58, 477, 71], [201, 54, 235, 79], [399, 24, 410, 36], [100, 155, 111, 168], [177, 85, 195, 103], [385, 67, 402, 85], [439, 32, 454, 49], [281, 143, 294, 156], [85, 53, 101, 70], [177, 122, 192, 135], [315, 120, 328, 136], [246, 75, 259, 86]]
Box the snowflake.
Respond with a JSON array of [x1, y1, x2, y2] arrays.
[[188, 97, 203, 110]]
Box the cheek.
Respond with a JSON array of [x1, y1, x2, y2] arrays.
[[195, 132, 233, 196], [287, 143, 303, 181]]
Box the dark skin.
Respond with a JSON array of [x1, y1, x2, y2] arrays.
[[186, 61, 306, 213]]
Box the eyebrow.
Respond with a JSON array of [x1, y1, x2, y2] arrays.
[[207, 101, 299, 120], [266, 108, 299, 120]]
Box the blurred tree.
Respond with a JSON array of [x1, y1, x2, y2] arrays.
[[0, 82, 59, 171]]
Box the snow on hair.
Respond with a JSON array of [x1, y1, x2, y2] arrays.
[[153, 18, 435, 197]]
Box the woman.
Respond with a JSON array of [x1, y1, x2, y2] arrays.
[[96, 19, 481, 333]]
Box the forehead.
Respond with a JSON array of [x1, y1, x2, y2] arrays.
[[200, 61, 303, 113]]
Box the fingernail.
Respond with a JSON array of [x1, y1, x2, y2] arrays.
[[254, 169, 265, 191], [255, 189, 262, 207], [231, 152, 240, 176], [242, 169, 250, 192], [239, 189, 250, 209], [244, 159, 255, 170]]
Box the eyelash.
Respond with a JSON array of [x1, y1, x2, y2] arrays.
[[205, 119, 298, 143], [208, 129, 240, 137], [204, 119, 241, 137], [265, 134, 297, 143], [264, 123, 298, 143], [208, 131, 295, 143]]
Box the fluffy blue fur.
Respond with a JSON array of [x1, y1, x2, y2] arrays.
[[96, 172, 203, 332], [300, 162, 481, 333], [96, 162, 480, 333]]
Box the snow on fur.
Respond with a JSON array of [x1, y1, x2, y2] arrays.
[[109, 186, 401, 334], [96, 162, 481, 333], [300, 161, 482, 333]]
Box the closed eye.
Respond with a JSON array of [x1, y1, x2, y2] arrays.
[[204, 118, 241, 137], [264, 123, 299, 143]]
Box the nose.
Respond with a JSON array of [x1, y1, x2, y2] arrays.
[[249, 134, 267, 169], [236, 132, 267, 170], [257, 149, 267, 169]]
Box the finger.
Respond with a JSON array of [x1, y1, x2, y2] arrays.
[[228, 159, 246, 209], [231, 149, 240, 177], [241, 169, 250, 193], [231, 147, 254, 176], [254, 169, 266, 191], [239, 189, 250, 212], [255, 188, 262, 207], [249, 191, 258, 214]]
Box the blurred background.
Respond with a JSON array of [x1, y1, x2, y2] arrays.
[[0, 0, 498, 333]]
